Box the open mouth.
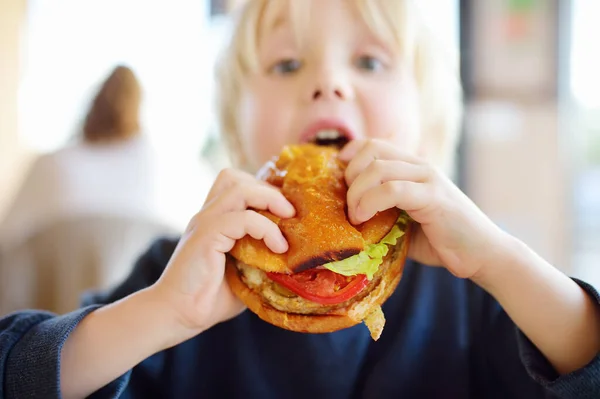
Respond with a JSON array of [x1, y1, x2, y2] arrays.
[[309, 129, 350, 149]]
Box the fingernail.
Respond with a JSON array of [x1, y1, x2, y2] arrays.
[[285, 202, 296, 217], [338, 140, 360, 161], [338, 148, 352, 161], [354, 206, 369, 224], [348, 208, 360, 225], [278, 235, 289, 252]]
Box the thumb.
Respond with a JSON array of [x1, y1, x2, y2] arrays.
[[407, 226, 442, 267]]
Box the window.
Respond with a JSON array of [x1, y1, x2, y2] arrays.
[[571, 0, 600, 109], [19, 0, 216, 161], [570, 0, 600, 285]]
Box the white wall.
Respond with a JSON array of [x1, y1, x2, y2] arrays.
[[0, 0, 31, 221], [20, 0, 211, 156], [464, 101, 571, 271]]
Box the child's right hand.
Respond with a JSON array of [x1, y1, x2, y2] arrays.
[[60, 169, 294, 398], [152, 168, 296, 343]]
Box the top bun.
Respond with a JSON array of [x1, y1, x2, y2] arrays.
[[229, 144, 399, 274]]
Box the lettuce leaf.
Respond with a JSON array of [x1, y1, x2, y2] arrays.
[[323, 222, 406, 280]]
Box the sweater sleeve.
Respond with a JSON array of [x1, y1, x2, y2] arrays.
[[0, 307, 132, 398], [0, 237, 178, 399], [516, 279, 600, 399], [477, 278, 600, 399]]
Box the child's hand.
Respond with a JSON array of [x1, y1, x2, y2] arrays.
[[153, 168, 296, 341], [339, 139, 506, 279]]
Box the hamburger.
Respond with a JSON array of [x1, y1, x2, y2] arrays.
[[226, 143, 412, 340]]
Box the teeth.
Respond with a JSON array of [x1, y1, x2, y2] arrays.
[[315, 129, 342, 140]]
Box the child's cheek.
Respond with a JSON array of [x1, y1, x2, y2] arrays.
[[242, 98, 290, 169], [368, 86, 421, 150]]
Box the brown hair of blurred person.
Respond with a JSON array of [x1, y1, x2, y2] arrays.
[[82, 65, 142, 143]]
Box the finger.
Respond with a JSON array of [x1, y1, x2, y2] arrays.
[[347, 160, 431, 221], [338, 139, 368, 161], [206, 168, 271, 204], [215, 210, 289, 254], [407, 225, 443, 267], [352, 181, 431, 224], [205, 183, 296, 218], [342, 140, 424, 186], [206, 168, 254, 203]]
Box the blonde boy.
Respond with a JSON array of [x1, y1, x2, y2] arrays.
[[1, 1, 599, 398]]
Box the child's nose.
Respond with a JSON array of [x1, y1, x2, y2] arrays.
[[308, 70, 353, 102], [312, 87, 345, 101]]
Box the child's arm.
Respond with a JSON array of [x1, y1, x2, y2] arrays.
[[58, 168, 294, 398], [59, 287, 189, 399], [340, 139, 600, 377], [471, 235, 600, 375], [0, 236, 173, 399], [1, 169, 295, 399], [0, 238, 180, 399]]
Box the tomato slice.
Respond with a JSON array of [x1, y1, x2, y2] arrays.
[[266, 269, 368, 305]]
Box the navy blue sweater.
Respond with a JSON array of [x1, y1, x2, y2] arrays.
[[1, 237, 599, 398]]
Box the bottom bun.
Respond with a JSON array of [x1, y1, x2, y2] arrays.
[[225, 224, 411, 340]]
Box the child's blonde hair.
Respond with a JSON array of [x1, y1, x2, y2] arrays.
[[214, 0, 463, 175]]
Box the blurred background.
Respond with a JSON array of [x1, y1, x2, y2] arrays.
[[0, 0, 598, 315]]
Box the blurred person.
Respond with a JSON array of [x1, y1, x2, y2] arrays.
[[0, 65, 210, 249], [0, 65, 212, 313]]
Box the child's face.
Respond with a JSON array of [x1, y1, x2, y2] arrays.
[[238, 0, 422, 170]]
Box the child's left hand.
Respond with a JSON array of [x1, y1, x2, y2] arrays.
[[339, 139, 508, 279]]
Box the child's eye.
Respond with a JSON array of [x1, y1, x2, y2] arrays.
[[270, 59, 302, 75], [355, 56, 385, 72]]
